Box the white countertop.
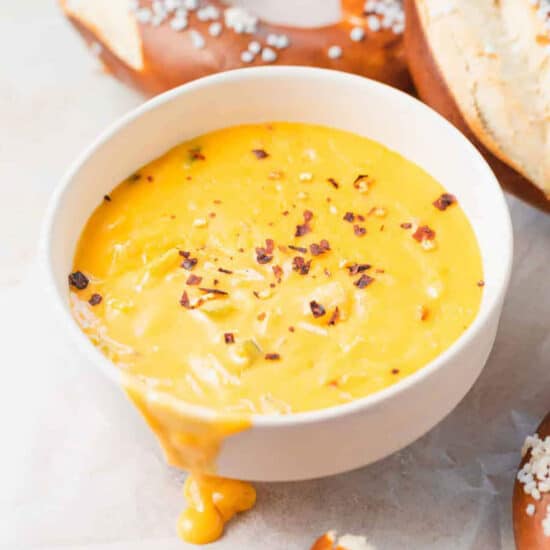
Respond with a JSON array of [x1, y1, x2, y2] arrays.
[[2, 3, 549, 549]]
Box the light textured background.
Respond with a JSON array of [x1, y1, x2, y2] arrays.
[[1, 2, 549, 549]]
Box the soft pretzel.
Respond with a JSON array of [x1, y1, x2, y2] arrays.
[[513, 413, 550, 549], [405, 0, 550, 212], [59, 0, 411, 94]]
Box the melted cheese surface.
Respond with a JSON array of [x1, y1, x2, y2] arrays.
[[70, 122, 483, 543]]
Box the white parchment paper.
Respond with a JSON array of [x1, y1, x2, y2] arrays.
[[1, 2, 549, 549]]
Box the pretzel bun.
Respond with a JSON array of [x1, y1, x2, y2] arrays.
[[59, 0, 412, 95], [405, 0, 550, 212], [513, 413, 550, 549]]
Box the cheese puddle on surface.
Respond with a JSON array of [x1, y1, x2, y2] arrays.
[[69, 122, 483, 544]]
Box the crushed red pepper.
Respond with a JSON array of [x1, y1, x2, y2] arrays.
[[433, 193, 457, 211], [186, 274, 202, 286], [348, 263, 371, 275], [328, 307, 340, 326], [189, 147, 205, 161], [288, 245, 307, 253], [327, 178, 339, 189], [218, 267, 233, 274], [353, 225, 367, 237], [68, 271, 89, 290], [181, 257, 198, 270], [88, 293, 102, 306], [292, 256, 311, 275], [295, 210, 313, 237], [477, 280, 485, 287], [252, 149, 269, 159], [224, 333, 235, 344], [310, 240, 330, 256], [400, 222, 412, 229], [310, 300, 326, 318], [179, 250, 191, 258], [265, 353, 281, 360], [391, 368, 400, 375], [103, 194, 111, 202], [343, 212, 355, 223], [199, 288, 228, 296], [180, 291, 192, 309], [354, 274, 374, 289], [272, 265, 283, 282], [412, 225, 436, 242]]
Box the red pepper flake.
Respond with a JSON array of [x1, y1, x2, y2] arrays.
[[265, 353, 281, 361], [328, 306, 340, 326], [209, 212, 216, 218], [288, 245, 307, 253], [327, 379, 339, 388], [181, 257, 198, 270], [295, 210, 313, 237], [252, 149, 269, 159], [257, 312, 266, 321], [147, 175, 154, 182], [128, 173, 141, 182], [288, 326, 295, 332], [255, 248, 273, 264], [292, 256, 311, 275], [213, 199, 222, 205], [180, 291, 192, 309], [380, 225, 384, 232], [412, 225, 436, 242], [103, 194, 111, 202], [357, 214, 365, 222], [68, 271, 89, 290], [179, 250, 191, 258], [189, 147, 205, 161], [282, 210, 289, 216], [272, 265, 283, 282], [213, 279, 219, 286], [477, 280, 485, 287], [310, 239, 331, 256], [327, 177, 339, 189], [354, 274, 374, 289], [218, 268, 233, 275], [310, 300, 326, 318], [265, 238, 275, 254], [295, 223, 310, 237], [324, 268, 332, 277], [433, 193, 457, 211], [391, 368, 400, 375], [353, 174, 371, 190], [400, 222, 412, 229], [348, 263, 371, 275], [199, 287, 228, 295], [186, 274, 202, 286], [224, 332, 235, 344], [343, 212, 355, 223], [88, 293, 102, 306], [353, 225, 367, 237]]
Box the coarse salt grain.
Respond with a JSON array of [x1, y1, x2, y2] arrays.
[[261, 47, 277, 63], [224, 6, 258, 34], [208, 22, 222, 36], [328, 45, 343, 59], [170, 16, 188, 31], [526, 503, 536, 516], [241, 50, 254, 63], [189, 29, 205, 49], [197, 5, 220, 21], [183, 0, 198, 10], [350, 26, 366, 41], [248, 40, 261, 54]]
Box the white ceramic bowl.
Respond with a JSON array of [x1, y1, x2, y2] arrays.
[[40, 67, 513, 482]]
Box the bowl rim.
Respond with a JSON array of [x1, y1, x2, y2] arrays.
[[39, 66, 514, 429]]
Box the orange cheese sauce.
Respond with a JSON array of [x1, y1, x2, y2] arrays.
[[69, 122, 483, 544]]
